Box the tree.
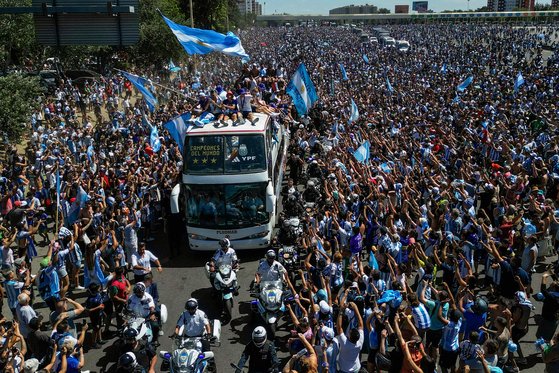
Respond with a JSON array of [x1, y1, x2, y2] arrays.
[[0, 74, 42, 142], [130, 0, 187, 68], [377, 8, 390, 14], [0, 0, 37, 70]]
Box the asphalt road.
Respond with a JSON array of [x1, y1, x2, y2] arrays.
[[4, 224, 555, 373]]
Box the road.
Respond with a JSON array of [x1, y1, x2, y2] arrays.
[[3, 224, 554, 373]]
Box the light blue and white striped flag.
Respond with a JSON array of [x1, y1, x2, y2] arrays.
[[286, 63, 319, 116], [164, 113, 192, 152], [386, 77, 394, 93], [339, 64, 348, 81], [349, 99, 359, 123], [353, 141, 370, 164], [514, 72, 525, 93], [363, 54, 369, 64], [121, 70, 158, 112], [161, 13, 250, 62], [457, 76, 473, 92]]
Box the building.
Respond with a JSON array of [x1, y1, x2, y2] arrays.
[[552, 0, 559, 8], [395, 5, 409, 13], [330, 4, 379, 14], [486, 0, 535, 11], [237, 0, 262, 16]]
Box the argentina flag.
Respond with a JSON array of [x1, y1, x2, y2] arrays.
[[457, 76, 473, 92], [161, 13, 250, 61], [121, 70, 158, 112], [164, 112, 192, 152], [286, 63, 318, 116], [353, 141, 370, 164], [349, 99, 359, 123], [514, 72, 525, 93]]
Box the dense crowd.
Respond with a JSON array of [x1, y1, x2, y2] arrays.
[[0, 22, 558, 373]]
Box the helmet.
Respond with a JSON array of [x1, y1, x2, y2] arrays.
[[307, 180, 315, 188], [123, 327, 139, 343], [133, 282, 146, 297], [252, 326, 267, 347], [265, 249, 276, 261], [118, 352, 138, 371], [185, 298, 198, 313], [219, 238, 230, 248], [472, 297, 488, 315]]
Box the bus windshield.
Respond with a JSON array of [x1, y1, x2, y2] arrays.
[[185, 134, 266, 174], [185, 182, 268, 228]]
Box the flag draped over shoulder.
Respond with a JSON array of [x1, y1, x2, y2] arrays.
[[457, 76, 473, 92], [286, 63, 318, 116], [164, 113, 192, 152], [121, 70, 158, 112], [349, 99, 359, 123], [353, 141, 370, 164], [161, 13, 250, 62]]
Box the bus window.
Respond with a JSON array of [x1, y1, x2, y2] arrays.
[[185, 136, 224, 174], [224, 134, 266, 173]]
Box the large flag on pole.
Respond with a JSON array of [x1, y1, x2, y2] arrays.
[[164, 113, 192, 152], [353, 141, 370, 164], [457, 76, 473, 92], [160, 12, 250, 62], [286, 63, 318, 116], [514, 72, 525, 93], [349, 99, 359, 123], [121, 70, 158, 112]]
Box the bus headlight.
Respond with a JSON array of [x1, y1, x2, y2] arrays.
[[248, 231, 269, 239], [189, 234, 208, 240]]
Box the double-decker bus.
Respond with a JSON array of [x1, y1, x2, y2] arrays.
[[170, 113, 288, 250]]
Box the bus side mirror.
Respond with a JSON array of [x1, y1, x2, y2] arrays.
[[266, 183, 275, 213], [170, 184, 181, 214]]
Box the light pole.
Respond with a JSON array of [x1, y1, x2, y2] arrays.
[[189, 0, 194, 27]]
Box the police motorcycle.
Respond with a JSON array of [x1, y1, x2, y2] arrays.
[[277, 244, 299, 285], [204, 257, 239, 321], [250, 252, 294, 339], [159, 324, 221, 373], [119, 284, 168, 346]]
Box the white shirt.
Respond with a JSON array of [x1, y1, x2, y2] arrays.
[[127, 292, 155, 318], [131, 250, 158, 275], [257, 260, 286, 282], [176, 309, 209, 337], [212, 247, 237, 265], [336, 329, 364, 372]]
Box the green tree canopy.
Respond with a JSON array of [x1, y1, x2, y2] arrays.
[[0, 74, 42, 142]]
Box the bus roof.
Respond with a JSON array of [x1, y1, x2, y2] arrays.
[[185, 113, 270, 136]]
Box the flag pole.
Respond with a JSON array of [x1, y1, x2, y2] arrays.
[[55, 162, 59, 236]]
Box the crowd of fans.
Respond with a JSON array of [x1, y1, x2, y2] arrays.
[[0, 22, 558, 373]]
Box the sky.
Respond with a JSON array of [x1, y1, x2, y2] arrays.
[[260, 0, 551, 15]]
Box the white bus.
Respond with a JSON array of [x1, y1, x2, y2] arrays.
[[170, 113, 288, 251]]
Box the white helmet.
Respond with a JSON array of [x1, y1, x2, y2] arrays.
[[252, 326, 267, 347]]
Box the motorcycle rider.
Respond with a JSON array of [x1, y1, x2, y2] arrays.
[[209, 238, 239, 288], [255, 250, 296, 295], [117, 329, 157, 373], [283, 194, 304, 217], [126, 283, 160, 342], [302, 180, 321, 204], [236, 326, 279, 373], [174, 298, 212, 351]]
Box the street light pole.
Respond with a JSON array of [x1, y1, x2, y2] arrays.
[[189, 0, 194, 27]]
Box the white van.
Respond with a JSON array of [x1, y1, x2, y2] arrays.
[[397, 40, 410, 51]]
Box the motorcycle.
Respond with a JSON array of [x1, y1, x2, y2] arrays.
[[119, 305, 168, 345], [251, 280, 291, 339], [277, 245, 299, 284], [277, 215, 303, 246], [159, 323, 221, 373], [204, 260, 239, 321]]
